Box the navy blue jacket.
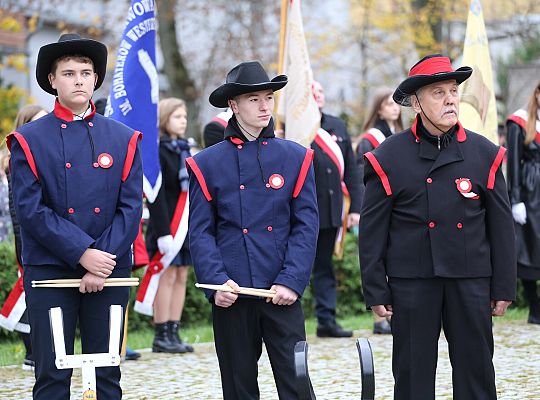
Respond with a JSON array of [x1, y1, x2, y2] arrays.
[[187, 117, 319, 298], [8, 100, 143, 270]]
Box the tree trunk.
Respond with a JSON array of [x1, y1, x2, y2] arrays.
[[156, 0, 201, 141]]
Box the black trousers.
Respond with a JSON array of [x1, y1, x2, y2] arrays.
[[389, 277, 496, 400], [312, 227, 338, 325], [212, 298, 306, 400], [23, 265, 130, 400]]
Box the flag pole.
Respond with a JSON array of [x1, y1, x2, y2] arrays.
[[275, 0, 289, 131]]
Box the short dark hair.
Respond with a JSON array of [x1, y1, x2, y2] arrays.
[[50, 54, 94, 75]]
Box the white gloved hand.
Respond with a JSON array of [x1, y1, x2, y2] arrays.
[[157, 235, 174, 254], [512, 202, 527, 225]]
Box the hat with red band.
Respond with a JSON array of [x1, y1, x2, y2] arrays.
[[393, 54, 472, 107]]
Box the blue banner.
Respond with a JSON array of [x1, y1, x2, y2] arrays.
[[106, 0, 161, 202]]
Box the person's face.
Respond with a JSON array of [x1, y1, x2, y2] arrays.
[[312, 81, 325, 109], [165, 106, 187, 138], [229, 90, 274, 133], [378, 96, 401, 122], [31, 110, 48, 121], [412, 79, 459, 133], [48, 58, 97, 113]]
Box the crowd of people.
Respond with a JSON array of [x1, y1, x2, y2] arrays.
[[0, 31, 537, 400]]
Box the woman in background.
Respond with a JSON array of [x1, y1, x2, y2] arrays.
[[506, 81, 540, 325], [356, 88, 403, 334], [1, 105, 47, 368], [146, 98, 194, 352]]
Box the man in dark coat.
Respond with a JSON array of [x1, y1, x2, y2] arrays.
[[188, 61, 319, 399], [359, 54, 516, 400], [310, 80, 363, 337]]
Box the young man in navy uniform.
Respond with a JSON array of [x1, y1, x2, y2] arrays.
[[187, 61, 319, 399], [8, 34, 143, 399], [359, 54, 516, 399]]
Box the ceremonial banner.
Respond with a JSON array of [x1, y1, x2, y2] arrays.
[[459, 0, 498, 144], [277, 0, 320, 148], [106, 0, 161, 202]]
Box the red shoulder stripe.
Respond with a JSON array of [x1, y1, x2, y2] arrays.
[[364, 152, 392, 196], [507, 115, 526, 130], [293, 148, 315, 198], [186, 157, 213, 201], [7, 132, 39, 180], [363, 133, 380, 149], [122, 131, 142, 182], [487, 146, 506, 190]]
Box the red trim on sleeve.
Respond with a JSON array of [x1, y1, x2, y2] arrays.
[[292, 148, 314, 198], [7, 132, 39, 180], [364, 152, 392, 196], [363, 133, 380, 149], [186, 157, 213, 201], [122, 131, 142, 182], [487, 147, 506, 190], [212, 117, 228, 128]]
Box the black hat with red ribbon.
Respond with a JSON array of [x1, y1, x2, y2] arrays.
[[393, 54, 472, 107]]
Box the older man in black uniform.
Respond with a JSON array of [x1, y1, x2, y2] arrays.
[[311, 81, 363, 337], [359, 54, 516, 399]]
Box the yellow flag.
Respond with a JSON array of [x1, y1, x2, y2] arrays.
[[459, 0, 498, 144], [276, 0, 320, 148]]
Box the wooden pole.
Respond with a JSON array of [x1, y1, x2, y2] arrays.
[[275, 0, 289, 131], [121, 305, 129, 358]]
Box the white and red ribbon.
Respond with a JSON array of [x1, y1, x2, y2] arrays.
[[0, 263, 29, 333], [135, 191, 190, 316]]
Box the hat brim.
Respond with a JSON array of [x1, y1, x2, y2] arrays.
[[36, 39, 107, 95], [209, 75, 288, 108], [393, 67, 472, 106]]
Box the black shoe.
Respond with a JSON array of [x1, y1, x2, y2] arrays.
[[152, 322, 186, 353], [168, 321, 194, 353], [527, 314, 540, 324], [125, 347, 141, 360], [373, 318, 392, 334], [316, 323, 353, 338]]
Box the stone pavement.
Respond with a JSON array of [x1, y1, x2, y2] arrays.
[[0, 320, 538, 399]]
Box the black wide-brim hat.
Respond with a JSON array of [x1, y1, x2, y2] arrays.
[[209, 61, 288, 108], [393, 54, 472, 107], [36, 33, 108, 95]]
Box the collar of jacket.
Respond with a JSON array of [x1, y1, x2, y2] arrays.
[[224, 115, 275, 144], [53, 98, 96, 122], [410, 114, 466, 144], [374, 119, 395, 138]]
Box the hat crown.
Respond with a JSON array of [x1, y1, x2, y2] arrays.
[[226, 61, 271, 85], [408, 54, 454, 77], [58, 33, 82, 43]]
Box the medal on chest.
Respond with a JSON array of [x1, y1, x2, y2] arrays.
[[97, 153, 113, 169], [455, 178, 479, 199], [268, 174, 285, 189]]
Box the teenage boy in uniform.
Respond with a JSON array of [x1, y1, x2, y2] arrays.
[[8, 33, 143, 399], [187, 61, 319, 399]]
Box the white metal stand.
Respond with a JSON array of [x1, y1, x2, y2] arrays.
[[49, 305, 123, 400]]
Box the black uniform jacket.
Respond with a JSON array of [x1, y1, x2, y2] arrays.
[[311, 113, 363, 229], [359, 117, 516, 307]]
